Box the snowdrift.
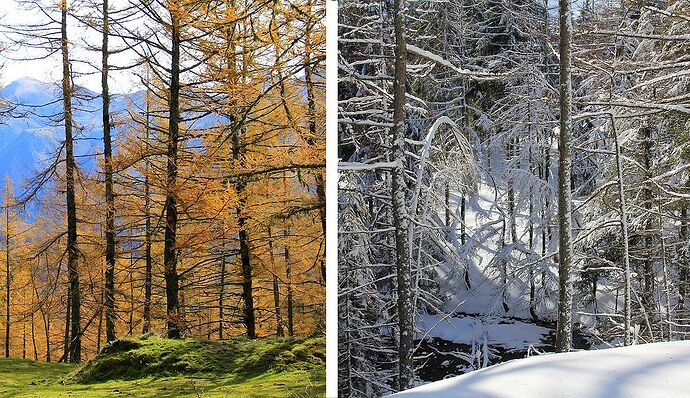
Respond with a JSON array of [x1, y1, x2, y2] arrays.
[[389, 341, 690, 398]]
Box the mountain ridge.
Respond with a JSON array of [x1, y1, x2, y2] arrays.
[[0, 76, 138, 197]]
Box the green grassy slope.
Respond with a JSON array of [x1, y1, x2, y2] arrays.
[[0, 336, 325, 397]]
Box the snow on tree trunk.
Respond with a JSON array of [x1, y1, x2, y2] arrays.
[[611, 116, 632, 347], [392, 0, 414, 390], [555, 0, 574, 353]]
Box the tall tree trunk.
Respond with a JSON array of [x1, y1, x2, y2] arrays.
[[529, 143, 537, 320], [555, 0, 574, 353], [4, 202, 9, 358], [272, 275, 283, 337], [164, 10, 181, 339], [62, 0, 81, 363], [680, 205, 689, 307], [444, 183, 450, 227], [641, 126, 654, 319], [31, 311, 37, 360], [44, 314, 50, 362], [541, 0, 552, 292], [502, 142, 511, 313], [232, 120, 255, 338], [267, 227, 284, 337], [34, 275, 50, 362], [237, 201, 255, 338], [102, 0, 117, 345], [62, 284, 70, 362], [612, 117, 633, 346], [461, 197, 470, 289], [302, 5, 326, 284], [128, 252, 134, 336], [218, 231, 226, 340], [392, 0, 414, 390], [142, 89, 153, 335], [500, 219, 509, 313], [96, 295, 102, 353], [284, 226, 294, 337]]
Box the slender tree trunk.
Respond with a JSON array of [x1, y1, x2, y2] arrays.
[[658, 191, 672, 339], [505, 139, 516, 314], [680, 204, 689, 307], [31, 309, 37, 361], [102, 0, 116, 344], [61, 0, 81, 362], [164, 10, 181, 339], [267, 227, 284, 337], [555, 0, 574, 353], [284, 226, 294, 337], [218, 231, 226, 340], [129, 253, 134, 336], [302, 0, 326, 285], [392, 0, 414, 390], [96, 299, 102, 353], [142, 90, 153, 335], [500, 218, 509, 313], [316, 177, 326, 284], [34, 276, 50, 362], [541, 0, 552, 292], [232, 121, 255, 338], [44, 314, 51, 362], [611, 117, 632, 346], [272, 275, 283, 337], [62, 285, 70, 362], [529, 148, 537, 320], [218, 224, 226, 340], [461, 197, 470, 289], [237, 203, 255, 338], [445, 183, 450, 227], [4, 203, 9, 358], [641, 126, 654, 318], [97, 263, 104, 351]]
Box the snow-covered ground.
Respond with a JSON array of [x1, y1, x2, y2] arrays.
[[390, 341, 690, 398]]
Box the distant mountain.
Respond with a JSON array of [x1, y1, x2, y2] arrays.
[[0, 77, 134, 194]]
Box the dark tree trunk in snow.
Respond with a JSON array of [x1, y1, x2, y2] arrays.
[[641, 125, 655, 317], [681, 204, 689, 307], [392, 0, 414, 390], [612, 117, 633, 346], [555, 0, 574, 353]]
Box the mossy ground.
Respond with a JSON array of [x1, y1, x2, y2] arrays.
[[0, 336, 325, 397]]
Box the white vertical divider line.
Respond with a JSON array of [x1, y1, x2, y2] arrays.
[[325, 0, 339, 397]]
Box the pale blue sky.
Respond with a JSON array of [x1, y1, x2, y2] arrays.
[[0, 0, 139, 93]]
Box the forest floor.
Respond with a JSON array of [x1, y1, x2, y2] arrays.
[[0, 336, 325, 397]]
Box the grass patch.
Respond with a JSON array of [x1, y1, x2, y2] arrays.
[[0, 336, 325, 397]]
